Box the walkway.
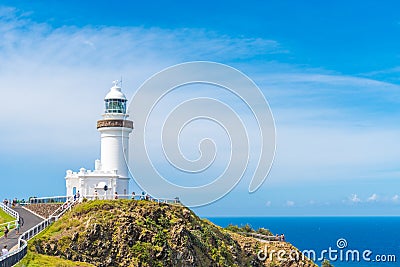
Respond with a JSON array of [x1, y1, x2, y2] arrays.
[[0, 206, 43, 252]]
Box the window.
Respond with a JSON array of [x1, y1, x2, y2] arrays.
[[105, 99, 127, 113]]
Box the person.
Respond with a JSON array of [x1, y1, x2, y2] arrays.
[[18, 216, 24, 227], [281, 234, 285, 242], [74, 191, 80, 201], [275, 234, 279, 241], [16, 221, 20, 235], [4, 226, 9, 239], [114, 192, 119, 200], [94, 190, 99, 200], [2, 245, 8, 256], [131, 192, 135, 200]]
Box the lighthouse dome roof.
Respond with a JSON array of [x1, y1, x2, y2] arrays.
[[105, 81, 127, 100]]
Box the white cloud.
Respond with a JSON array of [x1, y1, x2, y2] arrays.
[[286, 200, 295, 207], [0, 6, 399, 210], [350, 194, 361, 203], [0, 7, 282, 156], [367, 193, 378, 202], [392, 195, 399, 202]]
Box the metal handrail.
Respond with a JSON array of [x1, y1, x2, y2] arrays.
[[83, 194, 182, 205], [29, 196, 68, 204], [49, 196, 75, 218]]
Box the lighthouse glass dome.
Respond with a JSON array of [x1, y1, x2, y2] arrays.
[[105, 99, 127, 114]]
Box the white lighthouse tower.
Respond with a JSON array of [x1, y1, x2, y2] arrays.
[[65, 81, 134, 198]]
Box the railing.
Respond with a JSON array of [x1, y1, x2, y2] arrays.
[[0, 239, 27, 267], [83, 194, 182, 205], [0, 202, 19, 233], [0, 203, 19, 219], [31, 194, 183, 205], [49, 196, 76, 218], [237, 232, 280, 242], [29, 196, 68, 204], [0, 198, 77, 266]]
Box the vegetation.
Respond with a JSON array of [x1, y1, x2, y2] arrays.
[[0, 208, 16, 237], [0, 208, 15, 224], [15, 252, 95, 267], [225, 223, 273, 236], [321, 259, 334, 267], [16, 200, 316, 267]]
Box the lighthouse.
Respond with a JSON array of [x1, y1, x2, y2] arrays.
[[65, 81, 134, 198]]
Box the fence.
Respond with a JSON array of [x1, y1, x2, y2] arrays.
[[237, 232, 280, 242], [0, 198, 76, 266], [0, 203, 19, 235], [29, 196, 68, 204], [29, 194, 182, 205], [83, 194, 182, 205], [0, 239, 27, 267]]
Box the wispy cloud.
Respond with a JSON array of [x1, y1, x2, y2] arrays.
[[0, 7, 284, 155], [286, 200, 295, 207], [0, 5, 399, 215], [367, 193, 378, 202], [350, 194, 361, 203]]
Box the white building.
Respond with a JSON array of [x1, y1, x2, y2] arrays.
[[65, 81, 133, 198]]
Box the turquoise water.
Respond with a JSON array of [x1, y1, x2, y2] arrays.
[[208, 217, 400, 267]]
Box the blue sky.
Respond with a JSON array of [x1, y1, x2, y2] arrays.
[[0, 1, 399, 216]]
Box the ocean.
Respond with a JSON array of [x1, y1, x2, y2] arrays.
[[208, 217, 400, 267]]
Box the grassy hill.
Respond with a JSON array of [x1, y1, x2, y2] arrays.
[[16, 200, 317, 267]]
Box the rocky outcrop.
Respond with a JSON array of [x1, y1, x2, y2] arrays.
[[31, 200, 317, 267]]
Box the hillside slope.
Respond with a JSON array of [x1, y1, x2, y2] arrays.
[[23, 200, 316, 267]]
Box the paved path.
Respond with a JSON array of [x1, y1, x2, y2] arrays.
[[0, 206, 43, 252]]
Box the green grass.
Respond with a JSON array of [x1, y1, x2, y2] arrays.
[[0, 208, 15, 224], [14, 252, 95, 267], [12, 217, 95, 267], [0, 208, 16, 237]]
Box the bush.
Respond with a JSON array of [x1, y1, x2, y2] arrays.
[[322, 259, 334, 267]]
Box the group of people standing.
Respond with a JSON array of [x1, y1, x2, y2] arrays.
[[91, 191, 151, 200], [2, 198, 20, 208], [275, 233, 286, 242]]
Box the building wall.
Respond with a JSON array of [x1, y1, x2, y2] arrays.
[[65, 172, 129, 198]]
